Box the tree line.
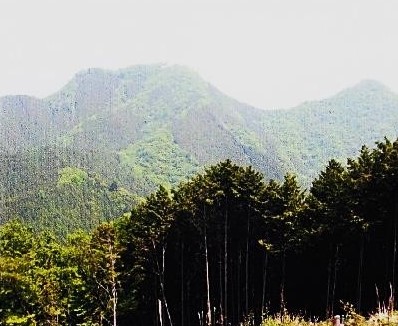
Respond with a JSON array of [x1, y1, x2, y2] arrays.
[[1, 137, 398, 325]]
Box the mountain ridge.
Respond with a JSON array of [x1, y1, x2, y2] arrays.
[[2, 64, 391, 113]]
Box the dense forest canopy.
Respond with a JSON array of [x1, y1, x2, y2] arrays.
[[1, 137, 398, 325]]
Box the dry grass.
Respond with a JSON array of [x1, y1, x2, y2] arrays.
[[256, 308, 398, 326], [366, 310, 398, 326], [260, 313, 329, 326]]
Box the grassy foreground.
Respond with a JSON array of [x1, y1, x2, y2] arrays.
[[251, 309, 398, 326]]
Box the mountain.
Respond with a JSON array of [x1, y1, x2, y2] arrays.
[[1, 64, 398, 233], [261, 79, 398, 184], [44, 64, 284, 191]]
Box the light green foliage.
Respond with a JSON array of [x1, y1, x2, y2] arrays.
[[0, 220, 34, 257], [136, 64, 212, 117], [57, 167, 88, 186], [119, 128, 199, 192], [228, 126, 264, 151], [0, 220, 123, 325]]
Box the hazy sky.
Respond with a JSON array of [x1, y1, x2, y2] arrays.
[[0, 0, 397, 109]]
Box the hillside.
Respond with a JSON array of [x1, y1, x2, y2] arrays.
[[45, 64, 284, 188], [260, 80, 398, 184], [1, 64, 398, 231]]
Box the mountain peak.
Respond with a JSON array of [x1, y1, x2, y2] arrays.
[[345, 79, 391, 94], [354, 79, 389, 91], [331, 79, 393, 102]]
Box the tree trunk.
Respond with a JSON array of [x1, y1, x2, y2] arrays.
[[159, 299, 163, 326], [245, 207, 250, 316], [331, 244, 339, 317], [219, 248, 224, 325], [181, 241, 184, 326], [280, 249, 286, 318], [162, 244, 173, 326], [326, 243, 332, 317], [237, 250, 241, 323], [152, 240, 173, 326], [261, 251, 269, 319], [356, 235, 364, 312], [224, 205, 228, 325], [112, 274, 117, 326], [205, 230, 212, 326], [392, 201, 398, 310], [107, 242, 118, 326]]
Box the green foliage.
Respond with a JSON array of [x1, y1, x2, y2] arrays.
[[119, 128, 199, 193], [3, 65, 398, 237], [0, 220, 34, 257], [261, 80, 398, 185], [7, 64, 398, 325], [1, 161, 137, 237], [0, 220, 123, 325], [57, 167, 88, 186]]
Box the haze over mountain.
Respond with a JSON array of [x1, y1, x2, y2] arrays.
[[1, 64, 397, 233]]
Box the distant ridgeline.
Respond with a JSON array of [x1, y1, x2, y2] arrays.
[[1, 139, 398, 324], [0, 64, 398, 233]]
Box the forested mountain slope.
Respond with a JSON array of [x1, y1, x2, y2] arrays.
[[1, 64, 398, 231], [261, 80, 398, 184], [2, 137, 398, 324]]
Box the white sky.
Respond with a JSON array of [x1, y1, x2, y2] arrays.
[[0, 0, 397, 109]]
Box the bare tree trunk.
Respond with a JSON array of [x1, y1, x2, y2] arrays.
[[224, 206, 228, 325], [107, 242, 118, 326], [219, 249, 224, 325], [392, 202, 398, 310], [326, 244, 332, 317], [237, 251, 241, 323], [261, 251, 269, 318], [205, 230, 212, 326], [280, 249, 286, 318], [112, 274, 117, 326], [245, 207, 250, 316], [181, 241, 184, 326], [155, 278, 159, 326], [162, 245, 173, 326], [152, 240, 173, 326], [356, 235, 364, 312], [159, 299, 163, 326], [376, 284, 381, 312], [331, 245, 339, 317]]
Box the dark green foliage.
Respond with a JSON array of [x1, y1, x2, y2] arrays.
[[113, 160, 309, 325], [0, 146, 138, 237], [113, 141, 398, 324], [3, 137, 398, 325]]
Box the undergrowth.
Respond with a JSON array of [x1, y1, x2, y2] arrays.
[[248, 304, 398, 326]]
